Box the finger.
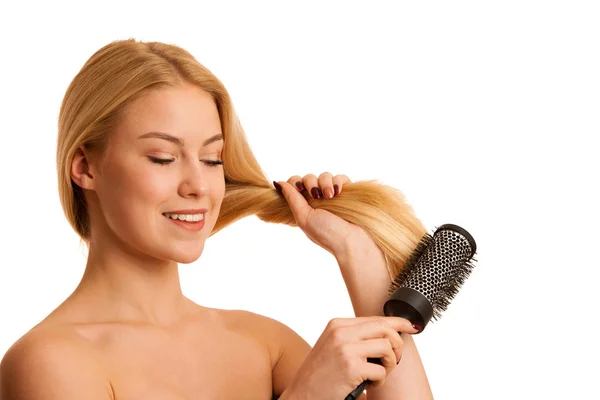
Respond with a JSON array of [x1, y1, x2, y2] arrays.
[[327, 316, 418, 331], [354, 318, 413, 340], [331, 174, 351, 196], [358, 338, 400, 368], [376, 316, 420, 335], [325, 316, 384, 331], [353, 320, 405, 358], [274, 181, 312, 228], [287, 175, 306, 192], [361, 362, 387, 388], [317, 172, 335, 199], [302, 174, 321, 199], [342, 319, 405, 363], [326, 317, 414, 362]]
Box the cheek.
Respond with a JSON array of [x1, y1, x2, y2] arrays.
[[102, 163, 173, 216], [211, 172, 226, 202], [208, 172, 226, 221]]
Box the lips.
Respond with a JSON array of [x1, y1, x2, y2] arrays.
[[161, 209, 208, 232]]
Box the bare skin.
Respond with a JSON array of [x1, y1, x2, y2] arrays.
[[1, 84, 311, 400], [8, 301, 303, 400], [0, 82, 431, 399]]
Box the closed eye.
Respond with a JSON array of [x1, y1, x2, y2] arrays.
[[203, 160, 224, 167], [148, 156, 174, 165], [147, 156, 223, 167]]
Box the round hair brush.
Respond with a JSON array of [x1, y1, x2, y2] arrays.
[[345, 223, 478, 400]]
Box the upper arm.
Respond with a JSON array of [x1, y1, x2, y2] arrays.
[[267, 318, 313, 397], [0, 331, 114, 400]]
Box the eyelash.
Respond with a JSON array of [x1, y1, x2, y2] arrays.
[[147, 157, 223, 167]]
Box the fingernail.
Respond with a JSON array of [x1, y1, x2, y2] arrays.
[[412, 323, 423, 333], [397, 356, 402, 365], [273, 181, 282, 193], [324, 188, 334, 199], [295, 182, 305, 191], [310, 187, 322, 199], [333, 184, 340, 195]]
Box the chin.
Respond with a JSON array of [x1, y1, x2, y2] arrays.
[[167, 241, 206, 265]]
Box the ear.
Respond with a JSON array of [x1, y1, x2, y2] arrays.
[[71, 146, 97, 190]]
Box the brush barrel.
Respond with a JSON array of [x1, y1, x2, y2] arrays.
[[384, 287, 433, 329]]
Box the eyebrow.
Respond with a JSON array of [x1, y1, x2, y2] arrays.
[[138, 131, 223, 147]]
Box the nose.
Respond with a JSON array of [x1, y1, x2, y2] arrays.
[[178, 160, 209, 198]]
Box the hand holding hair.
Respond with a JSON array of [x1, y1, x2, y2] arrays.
[[215, 173, 427, 282], [272, 173, 369, 259]]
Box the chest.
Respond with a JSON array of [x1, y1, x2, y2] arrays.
[[93, 324, 273, 399]]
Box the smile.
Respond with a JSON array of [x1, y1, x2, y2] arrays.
[[162, 212, 206, 232], [163, 212, 205, 222]]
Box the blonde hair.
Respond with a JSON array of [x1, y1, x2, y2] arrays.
[[57, 38, 426, 280]]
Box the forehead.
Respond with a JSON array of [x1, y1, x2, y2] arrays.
[[114, 84, 221, 143]]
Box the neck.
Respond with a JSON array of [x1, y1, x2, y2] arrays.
[[66, 238, 195, 327]]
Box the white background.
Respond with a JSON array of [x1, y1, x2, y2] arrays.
[[1, 1, 599, 399]]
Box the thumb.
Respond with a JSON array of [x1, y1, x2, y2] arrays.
[[274, 180, 312, 228]]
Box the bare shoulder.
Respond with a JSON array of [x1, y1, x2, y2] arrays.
[[216, 309, 312, 396], [0, 327, 114, 400]]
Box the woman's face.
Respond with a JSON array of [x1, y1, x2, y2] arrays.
[[87, 83, 226, 263]]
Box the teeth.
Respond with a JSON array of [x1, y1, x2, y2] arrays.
[[164, 213, 204, 222]]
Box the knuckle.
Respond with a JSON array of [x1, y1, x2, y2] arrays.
[[395, 335, 404, 348], [343, 356, 358, 378], [386, 326, 401, 342], [330, 326, 346, 343], [335, 344, 354, 370], [326, 318, 341, 330]]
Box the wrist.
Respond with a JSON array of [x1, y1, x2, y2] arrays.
[[334, 228, 382, 267], [334, 234, 394, 317]]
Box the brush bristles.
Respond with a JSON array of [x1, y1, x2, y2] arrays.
[[388, 232, 433, 295], [388, 225, 477, 322], [430, 256, 477, 320]]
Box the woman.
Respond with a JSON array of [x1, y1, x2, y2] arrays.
[[0, 39, 433, 399]]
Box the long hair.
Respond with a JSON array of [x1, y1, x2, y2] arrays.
[[56, 38, 426, 280]]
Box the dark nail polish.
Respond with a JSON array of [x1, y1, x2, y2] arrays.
[[310, 187, 321, 199], [333, 184, 339, 195], [412, 323, 423, 333], [273, 181, 282, 193], [295, 182, 305, 191]]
